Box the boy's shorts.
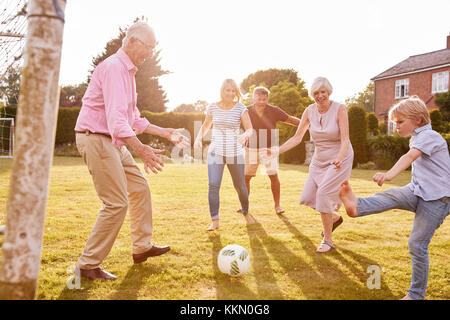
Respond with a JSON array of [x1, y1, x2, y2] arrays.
[[244, 148, 278, 176]]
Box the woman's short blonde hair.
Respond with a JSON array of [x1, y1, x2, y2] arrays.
[[310, 77, 333, 96], [220, 79, 242, 103], [388, 95, 431, 125]]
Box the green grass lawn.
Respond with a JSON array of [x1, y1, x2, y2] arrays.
[[0, 157, 449, 300]]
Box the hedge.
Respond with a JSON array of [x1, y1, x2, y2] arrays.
[[367, 135, 410, 169], [7, 105, 447, 167], [348, 106, 369, 166]]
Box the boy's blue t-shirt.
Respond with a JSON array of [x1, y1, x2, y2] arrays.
[[409, 124, 450, 201]]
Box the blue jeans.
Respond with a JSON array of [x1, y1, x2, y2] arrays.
[[207, 150, 249, 220], [357, 184, 450, 300]]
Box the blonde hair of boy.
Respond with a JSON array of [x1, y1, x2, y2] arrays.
[[310, 76, 333, 97], [388, 95, 431, 126], [220, 79, 242, 103]]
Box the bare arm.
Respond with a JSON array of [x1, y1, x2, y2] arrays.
[[238, 111, 254, 145], [144, 124, 190, 148], [194, 114, 213, 149], [373, 148, 422, 186], [283, 115, 300, 126], [278, 110, 310, 155], [331, 105, 351, 169]]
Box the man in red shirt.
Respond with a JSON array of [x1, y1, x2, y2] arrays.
[[243, 86, 300, 214]]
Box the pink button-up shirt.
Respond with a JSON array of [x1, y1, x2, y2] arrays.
[[75, 48, 150, 147]]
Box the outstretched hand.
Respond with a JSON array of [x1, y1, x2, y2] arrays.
[[169, 128, 190, 148], [136, 145, 165, 174], [259, 146, 279, 163]]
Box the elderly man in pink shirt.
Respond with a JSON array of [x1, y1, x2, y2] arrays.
[[74, 21, 188, 281]]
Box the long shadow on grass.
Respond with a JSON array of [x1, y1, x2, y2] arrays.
[[278, 215, 395, 299], [246, 222, 329, 299], [246, 226, 284, 299], [208, 233, 258, 299], [108, 263, 164, 300], [57, 263, 164, 300]]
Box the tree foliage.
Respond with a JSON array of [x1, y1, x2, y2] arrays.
[[348, 105, 369, 166], [345, 82, 374, 113], [240, 68, 300, 94], [434, 90, 450, 122], [0, 66, 20, 106], [59, 83, 88, 107], [366, 112, 379, 136], [173, 100, 208, 113], [89, 18, 170, 112], [430, 109, 448, 133]]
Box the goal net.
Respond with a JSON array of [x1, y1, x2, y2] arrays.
[[1, 0, 27, 159], [0, 117, 14, 158]]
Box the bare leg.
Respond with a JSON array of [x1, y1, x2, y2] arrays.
[[268, 174, 284, 214], [339, 181, 358, 218], [237, 176, 253, 213], [316, 212, 334, 252], [207, 219, 219, 231], [245, 175, 252, 196]]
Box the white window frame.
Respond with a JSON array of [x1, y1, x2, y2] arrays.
[[395, 78, 409, 99], [432, 71, 449, 94], [387, 118, 397, 136]]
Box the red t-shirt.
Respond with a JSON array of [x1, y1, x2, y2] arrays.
[[247, 104, 289, 149]]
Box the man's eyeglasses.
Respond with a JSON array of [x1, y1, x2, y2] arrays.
[[136, 38, 155, 52]]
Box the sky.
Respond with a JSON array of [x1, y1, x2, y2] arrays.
[[59, 0, 450, 111]]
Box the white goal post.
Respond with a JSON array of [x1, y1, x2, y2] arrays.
[[0, 117, 14, 158]]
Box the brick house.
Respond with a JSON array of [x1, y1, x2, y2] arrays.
[[371, 35, 450, 131]]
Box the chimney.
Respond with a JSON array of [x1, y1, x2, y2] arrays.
[[448, 34, 450, 49]]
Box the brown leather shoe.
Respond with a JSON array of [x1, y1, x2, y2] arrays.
[[133, 245, 171, 264], [79, 267, 117, 281]]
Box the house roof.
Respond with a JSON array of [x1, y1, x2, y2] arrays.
[[372, 48, 450, 80]]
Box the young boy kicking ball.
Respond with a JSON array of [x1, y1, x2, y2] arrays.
[[339, 96, 450, 300]]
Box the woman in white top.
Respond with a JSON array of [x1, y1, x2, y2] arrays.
[[194, 79, 256, 230]]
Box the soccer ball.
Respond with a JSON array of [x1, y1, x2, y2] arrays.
[[217, 244, 250, 277]]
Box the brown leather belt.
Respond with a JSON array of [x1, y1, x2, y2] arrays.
[[75, 130, 111, 139]]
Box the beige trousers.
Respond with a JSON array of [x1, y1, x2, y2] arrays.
[[76, 133, 153, 269]]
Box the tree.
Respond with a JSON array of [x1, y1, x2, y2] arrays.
[[173, 100, 208, 113], [0, 66, 20, 106], [366, 112, 379, 136], [345, 82, 374, 113], [430, 109, 447, 133], [434, 90, 450, 122], [89, 18, 170, 112], [348, 106, 369, 166], [59, 83, 87, 107], [240, 68, 300, 94]]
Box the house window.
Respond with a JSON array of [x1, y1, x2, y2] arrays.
[[432, 71, 449, 94], [387, 119, 397, 136], [395, 79, 409, 98]]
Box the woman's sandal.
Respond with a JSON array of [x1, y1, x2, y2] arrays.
[[316, 240, 335, 253], [321, 215, 343, 237]]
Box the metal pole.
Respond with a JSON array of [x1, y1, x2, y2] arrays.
[[0, 0, 66, 299]]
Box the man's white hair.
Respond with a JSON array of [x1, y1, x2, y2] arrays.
[[122, 21, 154, 48]]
